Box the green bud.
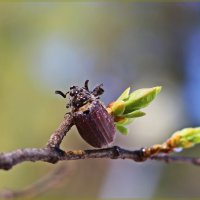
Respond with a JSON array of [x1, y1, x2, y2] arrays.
[[124, 86, 162, 113], [170, 127, 200, 149], [111, 100, 126, 116], [117, 87, 130, 101], [116, 125, 128, 135], [122, 110, 146, 118]]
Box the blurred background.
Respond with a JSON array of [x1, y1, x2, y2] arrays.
[[0, 2, 200, 199]]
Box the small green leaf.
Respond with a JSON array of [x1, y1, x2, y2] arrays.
[[117, 87, 130, 101], [122, 110, 146, 118], [124, 86, 162, 113], [116, 125, 128, 135], [111, 100, 126, 116]]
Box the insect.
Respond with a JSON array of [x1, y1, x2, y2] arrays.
[[55, 80, 116, 148]]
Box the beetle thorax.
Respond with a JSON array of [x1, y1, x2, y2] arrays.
[[69, 86, 95, 111]]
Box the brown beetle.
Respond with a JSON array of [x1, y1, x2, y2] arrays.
[[55, 80, 116, 148]]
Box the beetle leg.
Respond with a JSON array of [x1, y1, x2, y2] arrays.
[[84, 80, 89, 91], [55, 90, 66, 98], [55, 90, 69, 98], [92, 84, 104, 97]]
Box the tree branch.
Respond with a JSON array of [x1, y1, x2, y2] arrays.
[[0, 146, 145, 170], [1, 112, 200, 172], [1, 145, 200, 171]]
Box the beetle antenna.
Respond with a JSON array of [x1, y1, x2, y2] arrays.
[[92, 84, 104, 97], [55, 90, 68, 98], [84, 80, 89, 91]]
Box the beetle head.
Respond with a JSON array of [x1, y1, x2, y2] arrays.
[[55, 80, 104, 111], [69, 85, 92, 109]]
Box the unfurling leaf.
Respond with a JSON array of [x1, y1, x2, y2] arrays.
[[117, 87, 130, 101], [124, 86, 162, 113], [116, 125, 128, 135], [122, 110, 146, 118]]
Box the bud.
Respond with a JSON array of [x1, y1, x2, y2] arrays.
[[167, 127, 200, 149], [107, 86, 162, 136], [109, 100, 126, 116]]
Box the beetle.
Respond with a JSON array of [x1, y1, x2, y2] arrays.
[[55, 80, 116, 148]]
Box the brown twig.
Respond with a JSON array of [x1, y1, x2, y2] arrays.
[[151, 154, 200, 166], [46, 113, 74, 148]]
